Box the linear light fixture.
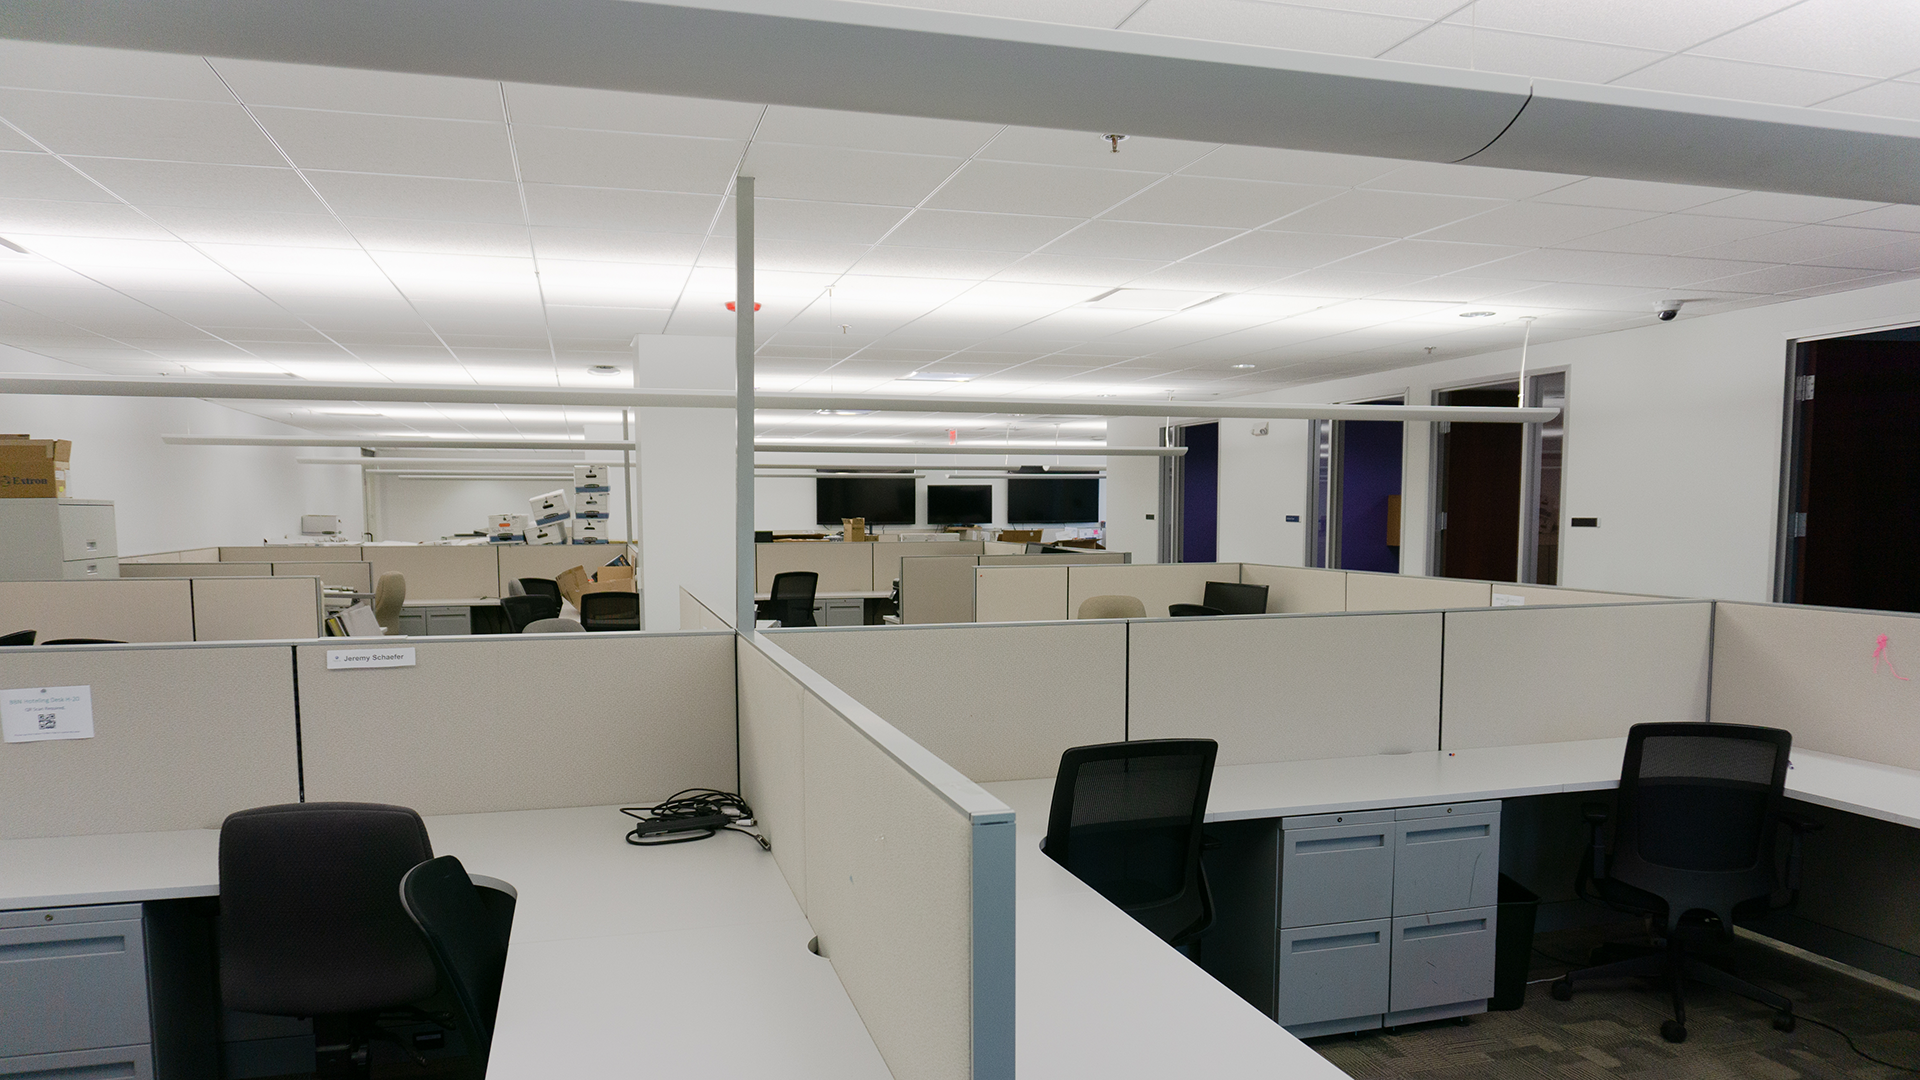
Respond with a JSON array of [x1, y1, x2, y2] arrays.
[[295, 457, 632, 467], [185, 435, 1181, 454], [754, 442, 1179, 456]]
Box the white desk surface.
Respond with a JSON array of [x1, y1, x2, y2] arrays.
[[754, 590, 891, 601]]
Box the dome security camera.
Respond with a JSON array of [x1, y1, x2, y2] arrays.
[[1656, 300, 1684, 322]]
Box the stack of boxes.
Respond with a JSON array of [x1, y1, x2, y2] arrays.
[[571, 464, 609, 544], [527, 489, 570, 545], [0, 436, 71, 498], [487, 513, 529, 543]]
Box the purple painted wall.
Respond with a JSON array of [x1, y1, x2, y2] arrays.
[[1338, 419, 1402, 573], [1181, 422, 1218, 563]]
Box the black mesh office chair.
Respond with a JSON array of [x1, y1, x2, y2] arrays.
[[1167, 604, 1223, 617], [579, 591, 641, 631], [1550, 722, 1819, 1043], [1044, 739, 1219, 947], [400, 856, 513, 1073], [218, 802, 439, 1076], [515, 578, 563, 606], [500, 594, 560, 632], [757, 571, 818, 627], [0, 630, 35, 646]]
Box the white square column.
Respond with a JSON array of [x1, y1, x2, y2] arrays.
[[634, 334, 736, 629]]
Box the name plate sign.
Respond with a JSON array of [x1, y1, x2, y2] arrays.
[[327, 648, 417, 671]]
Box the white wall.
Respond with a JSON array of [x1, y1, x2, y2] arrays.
[[1214, 277, 1920, 602], [1105, 416, 1161, 563], [1217, 417, 1310, 566], [377, 476, 576, 542], [0, 346, 364, 554], [636, 335, 736, 630]]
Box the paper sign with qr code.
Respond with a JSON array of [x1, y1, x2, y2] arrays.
[[3, 686, 94, 743]]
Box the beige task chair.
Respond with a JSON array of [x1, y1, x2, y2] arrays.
[[372, 571, 407, 634], [1077, 594, 1146, 620]]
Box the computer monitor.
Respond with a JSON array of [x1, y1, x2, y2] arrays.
[[816, 477, 915, 525], [1203, 580, 1269, 615], [927, 484, 992, 524]]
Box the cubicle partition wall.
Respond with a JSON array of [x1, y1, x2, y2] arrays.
[[363, 545, 501, 600], [973, 565, 1067, 624], [738, 633, 1015, 1080], [1440, 602, 1713, 749], [0, 578, 196, 643], [220, 545, 366, 563], [772, 621, 1127, 782], [757, 541, 877, 593], [274, 561, 374, 592], [0, 641, 301, 839], [121, 560, 272, 579], [1065, 562, 1238, 620], [874, 540, 985, 594], [191, 577, 325, 641], [119, 547, 222, 564], [679, 586, 734, 631], [1344, 571, 1492, 612], [1129, 612, 1443, 765], [901, 555, 985, 624], [295, 632, 736, 816], [496, 544, 610, 596], [1236, 564, 1348, 613]]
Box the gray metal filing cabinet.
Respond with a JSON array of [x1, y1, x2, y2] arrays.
[[0, 904, 154, 1078], [1204, 800, 1501, 1038], [814, 597, 866, 627], [0, 499, 118, 581], [394, 605, 473, 636]]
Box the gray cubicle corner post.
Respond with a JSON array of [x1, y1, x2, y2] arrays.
[[746, 632, 1016, 1080]]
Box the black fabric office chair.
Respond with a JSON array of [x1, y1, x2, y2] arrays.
[[399, 856, 513, 1073], [218, 802, 439, 1076], [757, 571, 818, 627], [0, 630, 35, 646], [500, 594, 560, 633], [41, 638, 126, 645], [579, 591, 641, 631], [1551, 722, 1819, 1043], [1167, 604, 1223, 617], [515, 578, 563, 606], [1044, 739, 1219, 947]]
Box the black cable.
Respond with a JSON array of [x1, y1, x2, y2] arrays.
[[1792, 1012, 1920, 1074], [621, 788, 770, 850]]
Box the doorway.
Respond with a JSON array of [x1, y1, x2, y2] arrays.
[[1308, 400, 1404, 571], [1431, 373, 1566, 584], [1781, 328, 1920, 612], [1160, 421, 1219, 563]]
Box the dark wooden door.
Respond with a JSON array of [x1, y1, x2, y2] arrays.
[[1435, 387, 1520, 582]]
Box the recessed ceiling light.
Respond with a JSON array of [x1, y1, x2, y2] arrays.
[[900, 371, 977, 383], [1459, 311, 1497, 318], [587, 364, 622, 376], [1231, 363, 1257, 369], [0, 237, 27, 255]]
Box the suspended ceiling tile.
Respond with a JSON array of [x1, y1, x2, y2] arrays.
[[1104, 175, 1346, 229], [525, 226, 702, 264], [1179, 144, 1402, 187], [1686, 190, 1892, 223], [0, 197, 173, 240], [1465, 0, 1798, 52], [1327, 239, 1527, 275], [1041, 219, 1239, 261], [210, 57, 504, 121], [1362, 161, 1582, 201], [1557, 212, 1793, 256], [1187, 230, 1385, 268], [1691, 262, 1890, 294], [0, 90, 283, 165], [1273, 189, 1506, 238], [848, 246, 1024, 280], [1530, 175, 1745, 213], [1380, 23, 1663, 83], [1123, 0, 1429, 54], [1613, 56, 1878, 107], [1416, 201, 1658, 246], [714, 198, 910, 244], [1254, 268, 1431, 297], [256, 108, 514, 180], [509, 126, 743, 192], [144, 207, 360, 248], [0, 151, 119, 202], [1814, 80, 1920, 122], [926, 160, 1160, 217], [0, 39, 235, 101], [1123, 262, 1290, 292], [742, 142, 965, 206], [1694, 0, 1920, 78], [500, 83, 765, 140], [520, 184, 719, 232], [978, 126, 1216, 174], [1814, 237, 1920, 272], [350, 218, 533, 258], [754, 105, 1002, 157], [303, 172, 524, 224], [881, 208, 1081, 251], [1683, 223, 1919, 264]]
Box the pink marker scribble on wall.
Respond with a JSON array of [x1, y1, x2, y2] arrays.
[[1873, 634, 1911, 681]]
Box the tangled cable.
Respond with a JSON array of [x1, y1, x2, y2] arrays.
[[621, 788, 769, 849]]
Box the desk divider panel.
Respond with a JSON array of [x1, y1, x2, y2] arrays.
[[497, 543, 621, 596], [274, 560, 374, 593], [1237, 564, 1348, 613], [0, 642, 300, 838], [771, 620, 1126, 782], [1441, 601, 1713, 750], [1066, 562, 1244, 620], [1344, 572, 1491, 612], [742, 633, 1014, 1080], [900, 555, 980, 624], [221, 545, 365, 562], [973, 565, 1069, 623], [295, 632, 736, 815], [875, 541, 983, 594], [191, 577, 323, 641], [1495, 584, 1672, 605], [1129, 612, 1443, 764], [738, 639, 806, 902], [1711, 602, 1920, 771], [756, 541, 875, 593], [364, 545, 502, 601], [679, 587, 734, 631], [121, 561, 269, 579], [0, 579, 196, 643]]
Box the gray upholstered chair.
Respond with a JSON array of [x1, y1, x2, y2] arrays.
[[1077, 594, 1146, 620], [372, 571, 406, 634]]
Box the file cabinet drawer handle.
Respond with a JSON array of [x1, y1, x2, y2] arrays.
[[0, 935, 126, 962], [1290, 931, 1380, 953], [1404, 824, 1490, 844], [1401, 918, 1486, 940], [1294, 834, 1385, 853]]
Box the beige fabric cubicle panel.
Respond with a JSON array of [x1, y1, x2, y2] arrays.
[[1345, 572, 1491, 612], [1066, 562, 1238, 619], [1495, 584, 1672, 606], [1130, 613, 1443, 764], [1441, 602, 1712, 750], [121, 561, 269, 579], [0, 579, 195, 643], [1711, 602, 1920, 770], [899, 555, 978, 624], [974, 565, 1068, 623], [191, 577, 323, 641], [497, 544, 614, 594], [756, 541, 874, 593], [873, 540, 981, 594], [773, 621, 1126, 782], [0, 643, 300, 838], [1238, 564, 1347, 613], [274, 561, 374, 593], [802, 690, 975, 1080], [221, 545, 365, 562], [678, 587, 733, 631], [977, 551, 1127, 567], [364, 545, 501, 600], [296, 632, 736, 815], [737, 640, 807, 904]]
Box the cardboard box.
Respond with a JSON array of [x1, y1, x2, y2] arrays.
[[528, 521, 568, 545], [595, 564, 636, 583], [573, 464, 610, 492], [843, 517, 868, 542], [574, 491, 610, 518], [571, 517, 609, 544], [0, 437, 71, 499], [556, 564, 637, 608], [529, 489, 571, 526]]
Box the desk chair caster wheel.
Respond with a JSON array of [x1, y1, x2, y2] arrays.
[[1773, 1012, 1795, 1033], [1661, 1020, 1687, 1043], [1550, 978, 1572, 1001]]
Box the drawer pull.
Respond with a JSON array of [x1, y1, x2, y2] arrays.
[[1401, 918, 1486, 940], [0, 935, 126, 962], [1294, 834, 1384, 853], [1290, 930, 1380, 953], [1404, 824, 1490, 844], [3, 1062, 136, 1079]]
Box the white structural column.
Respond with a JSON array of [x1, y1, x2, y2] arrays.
[[735, 177, 756, 634], [1105, 416, 1163, 564], [634, 336, 737, 630]]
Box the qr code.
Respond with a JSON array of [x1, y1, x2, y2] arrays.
[[37, 712, 56, 730]]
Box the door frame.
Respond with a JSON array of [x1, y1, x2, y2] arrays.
[[1426, 368, 1570, 583], [1307, 394, 1406, 569]]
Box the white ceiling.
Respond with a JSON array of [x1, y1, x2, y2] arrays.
[[0, 31, 1917, 443]]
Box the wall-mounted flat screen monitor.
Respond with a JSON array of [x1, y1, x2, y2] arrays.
[[816, 477, 915, 525], [1007, 477, 1100, 523], [927, 485, 992, 524]]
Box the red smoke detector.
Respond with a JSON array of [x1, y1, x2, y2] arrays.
[[724, 301, 762, 312]]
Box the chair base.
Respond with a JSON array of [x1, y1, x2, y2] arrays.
[[1549, 937, 1794, 1043]]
